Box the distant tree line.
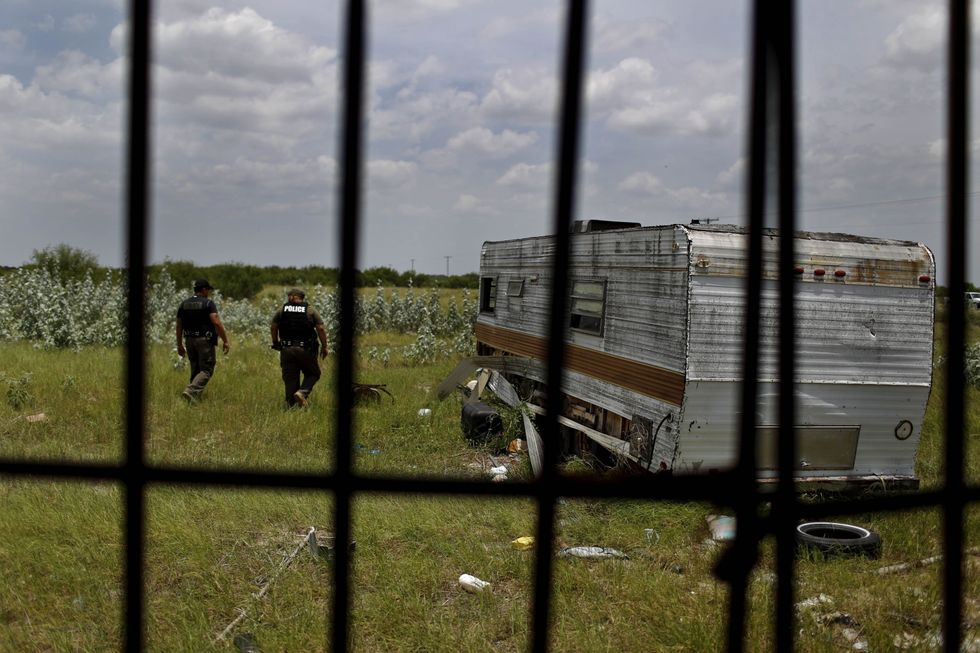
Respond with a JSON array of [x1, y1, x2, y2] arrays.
[[5, 245, 478, 300], [148, 261, 478, 299]]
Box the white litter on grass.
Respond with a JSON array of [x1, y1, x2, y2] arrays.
[[489, 465, 508, 475], [25, 413, 47, 423], [796, 594, 834, 611], [458, 574, 490, 593], [417, 408, 432, 418], [558, 546, 628, 559]]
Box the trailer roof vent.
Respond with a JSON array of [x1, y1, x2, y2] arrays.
[[572, 219, 642, 233]]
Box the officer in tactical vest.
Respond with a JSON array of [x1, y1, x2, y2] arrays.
[[176, 279, 230, 402], [270, 288, 329, 407]]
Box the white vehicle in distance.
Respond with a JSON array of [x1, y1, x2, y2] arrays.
[[966, 292, 980, 309]]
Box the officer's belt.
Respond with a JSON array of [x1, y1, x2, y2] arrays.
[[184, 331, 212, 338], [280, 340, 310, 348]]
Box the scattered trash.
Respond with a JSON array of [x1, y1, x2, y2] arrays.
[[461, 400, 502, 444], [72, 596, 85, 610], [816, 611, 856, 627], [491, 474, 507, 482], [840, 627, 867, 651], [489, 465, 508, 475], [354, 443, 381, 455], [558, 546, 629, 559], [521, 413, 544, 478], [644, 528, 659, 545], [417, 408, 432, 418], [876, 545, 980, 575], [706, 515, 736, 541], [796, 594, 834, 611], [353, 383, 394, 405], [464, 379, 478, 396], [506, 438, 524, 453], [511, 536, 535, 550], [796, 597, 869, 651], [458, 573, 491, 593], [233, 633, 260, 653], [212, 526, 320, 640], [796, 521, 881, 558], [25, 413, 47, 423]]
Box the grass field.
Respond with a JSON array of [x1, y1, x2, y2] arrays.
[[0, 318, 978, 651]]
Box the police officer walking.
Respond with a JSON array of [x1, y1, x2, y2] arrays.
[[176, 279, 230, 402], [270, 288, 329, 407]]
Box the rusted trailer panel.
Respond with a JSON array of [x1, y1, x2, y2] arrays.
[[475, 223, 935, 488]]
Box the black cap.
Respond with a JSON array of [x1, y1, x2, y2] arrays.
[[193, 279, 213, 291], [288, 287, 305, 299]]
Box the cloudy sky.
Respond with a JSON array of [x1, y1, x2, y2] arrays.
[[0, 0, 974, 279]]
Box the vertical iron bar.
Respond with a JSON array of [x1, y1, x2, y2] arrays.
[[726, 0, 768, 649], [124, 0, 151, 651], [944, 1, 968, 650], [774, 1, 798, 649], [531, 1, 588, 651], [333, 1, 366, 651]]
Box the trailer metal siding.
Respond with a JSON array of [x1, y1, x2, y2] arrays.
[[477, 224, 934, 481]]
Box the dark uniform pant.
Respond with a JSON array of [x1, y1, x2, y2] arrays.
[[185, 336, 216, 398], [280, 345, 320, 406]]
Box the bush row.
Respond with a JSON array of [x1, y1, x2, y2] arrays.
[[0, 267, 478, 350]]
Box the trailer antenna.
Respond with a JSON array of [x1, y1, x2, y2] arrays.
[[690, 217, 720, 225]]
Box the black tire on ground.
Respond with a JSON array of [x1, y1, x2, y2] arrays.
[[795, 521, 882, 558]]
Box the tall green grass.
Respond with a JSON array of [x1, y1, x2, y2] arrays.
[[0, 311, 978, 651]]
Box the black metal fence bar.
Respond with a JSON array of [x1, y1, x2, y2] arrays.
[[944, 1, 969, 650], [123, 0, 151, 650], [725, 0, 770, 647], [332, 1, 367, 650], [531, 1, 589, 650], [0, 1, 974, 651], [774, 0, 799, 649], [6, 458, 978, 506]]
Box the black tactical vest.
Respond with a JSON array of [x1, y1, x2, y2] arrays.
[[278, 302, 314, 341], [179, 296, 212, 334]]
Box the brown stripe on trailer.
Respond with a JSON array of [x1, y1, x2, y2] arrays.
[[475, 322, 685, 406]]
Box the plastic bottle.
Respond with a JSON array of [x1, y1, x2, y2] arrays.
[[458, 573, 490, 593]]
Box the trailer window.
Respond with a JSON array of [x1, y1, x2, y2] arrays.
[[480, 277, 497, 313], [569, 279, 606, 335], [507, 279, 525, 297]]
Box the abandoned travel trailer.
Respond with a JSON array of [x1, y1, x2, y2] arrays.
[[469, 221, 935, 489]]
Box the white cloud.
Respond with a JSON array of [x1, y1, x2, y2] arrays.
[[0, 29, 26, 51], [618, 171, 663, 195], [588, 57, 658, 112], [372, 87, 480, 142], [496, 162, 550, 189], [446, 126, 537, 156], [147, 8, 336, 84], [496, 160, 596, 190], [35, 51, 123, 99], [590, 57, 741, 136], [592, 15, 671, 54], [374, 0, 480, 22], [63, 14, 97, 34], [717, 158, 744, 188], [480, 7, 560, 41], [881, 7, 944, 72], [453, 193, 496, 216], [36, 15, 55, 32], [368, 159, 419, 190], [481, 66, 556, 123]]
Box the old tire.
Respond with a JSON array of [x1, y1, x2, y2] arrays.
[[796, 521, 882, 558]]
